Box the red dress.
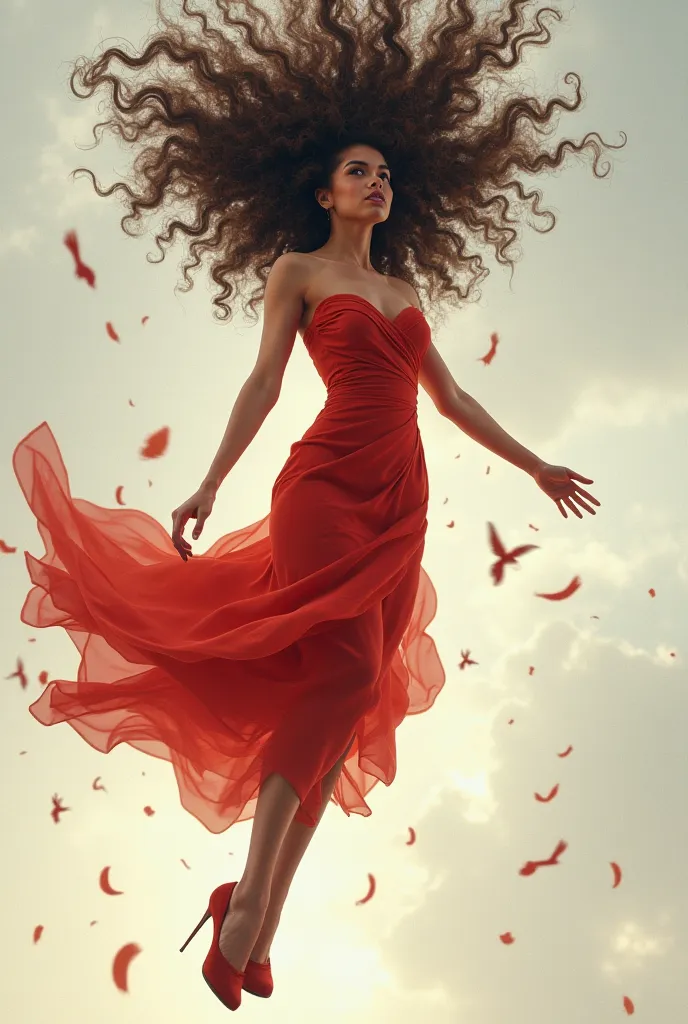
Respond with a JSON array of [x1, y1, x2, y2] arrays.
[[12, 293, 446, 832]]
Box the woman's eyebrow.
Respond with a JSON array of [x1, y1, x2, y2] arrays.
[[343, 160, 391, 171]]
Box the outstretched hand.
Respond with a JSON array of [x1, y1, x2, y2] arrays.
[[533, 463, 600, 519]]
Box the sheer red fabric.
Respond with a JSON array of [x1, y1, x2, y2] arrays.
[[12, 293, 446, 833]]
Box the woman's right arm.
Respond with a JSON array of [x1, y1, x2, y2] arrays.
[[199, 253, 305, 493]]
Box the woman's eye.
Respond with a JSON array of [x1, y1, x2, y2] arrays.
[[350, 168, 390, 181]]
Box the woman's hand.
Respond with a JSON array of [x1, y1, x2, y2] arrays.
[[533, 463, 600, 519], [170, 483, 217, 561]]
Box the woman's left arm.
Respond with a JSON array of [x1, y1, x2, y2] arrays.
[[445, 390, 543, 475], [445, 392, 601, 519]]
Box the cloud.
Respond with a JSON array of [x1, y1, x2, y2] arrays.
[[365, 622, 687, 1022]]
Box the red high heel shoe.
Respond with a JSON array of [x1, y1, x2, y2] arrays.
[[243, 955, 274, 998], [179, 881, 246, 1011]]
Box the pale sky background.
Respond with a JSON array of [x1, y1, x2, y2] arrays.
[[1, 1, 687, 1021]]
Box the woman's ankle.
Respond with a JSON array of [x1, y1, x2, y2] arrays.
[[250, 908, 281, 957]]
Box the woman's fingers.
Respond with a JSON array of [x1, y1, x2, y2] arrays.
[[567, 469, 594, 484], [563, 496, 582, 519], [171, 510, 194, 559], [573, 486, 600, 506], [573, 494, 597, 515]]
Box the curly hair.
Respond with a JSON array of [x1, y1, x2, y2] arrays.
[[69, 0, 626, 331]]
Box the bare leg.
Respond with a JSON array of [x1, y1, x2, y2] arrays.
[[248, 737, 355, 964], [218, 771, 300, 973]]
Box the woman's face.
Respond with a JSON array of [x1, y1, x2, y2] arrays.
[[319, 144, 393, 221]]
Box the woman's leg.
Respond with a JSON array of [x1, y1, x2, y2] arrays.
[[218, 771, 301, 971], [248, 736, 356, 963], [221, 606, 380, 971]]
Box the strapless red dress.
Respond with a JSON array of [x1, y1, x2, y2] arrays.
[[12, 293, 446, 832]]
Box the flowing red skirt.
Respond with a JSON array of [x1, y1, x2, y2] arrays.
[[13, 419, 445, 833]]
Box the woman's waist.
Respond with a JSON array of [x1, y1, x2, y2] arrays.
[[325, 376, 418, 413]]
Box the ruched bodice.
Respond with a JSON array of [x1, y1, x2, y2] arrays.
[[304, 293, 428, 411]]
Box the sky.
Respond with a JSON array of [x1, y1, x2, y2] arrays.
[[1, 1, 687, 1022]]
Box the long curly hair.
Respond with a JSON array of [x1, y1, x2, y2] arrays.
[[70, 0, 626, 330]]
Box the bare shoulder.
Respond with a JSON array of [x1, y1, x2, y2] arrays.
[[268, 251, 310, 300], [390, 276, 422, 310], [271, 250, 309, 279]]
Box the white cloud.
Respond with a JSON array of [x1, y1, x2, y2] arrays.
[[363, 623, 687, 1022]]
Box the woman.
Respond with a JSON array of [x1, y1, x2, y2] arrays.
[[12, 0, 621, 1011]]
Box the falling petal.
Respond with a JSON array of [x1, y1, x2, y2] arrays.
[[140, 428, 169, 460], [519, 839, 568, 876], [99, 866, 124, 896], [535, 576, 582, 601], [355, 873, 376, 905], [478, 332, 499, 366], [534, 783, 559, 803], [63, 230, 96, 288], [112, 942, 142, 993]]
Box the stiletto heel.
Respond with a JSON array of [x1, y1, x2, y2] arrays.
[[179, 881, 246, 1011], [243, 955, 274, 998], [179, 908, 211, 953]]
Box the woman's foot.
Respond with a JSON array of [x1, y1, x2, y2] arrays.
[[218, 888, 269, 974]]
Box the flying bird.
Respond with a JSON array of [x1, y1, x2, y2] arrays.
[[487, 522, 539, 585]]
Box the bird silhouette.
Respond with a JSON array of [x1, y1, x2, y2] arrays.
[[487, 522, 539, 585], [458, 649, 478, 670], [6, 657, 28, 690], [50, 794, 70, 823]]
